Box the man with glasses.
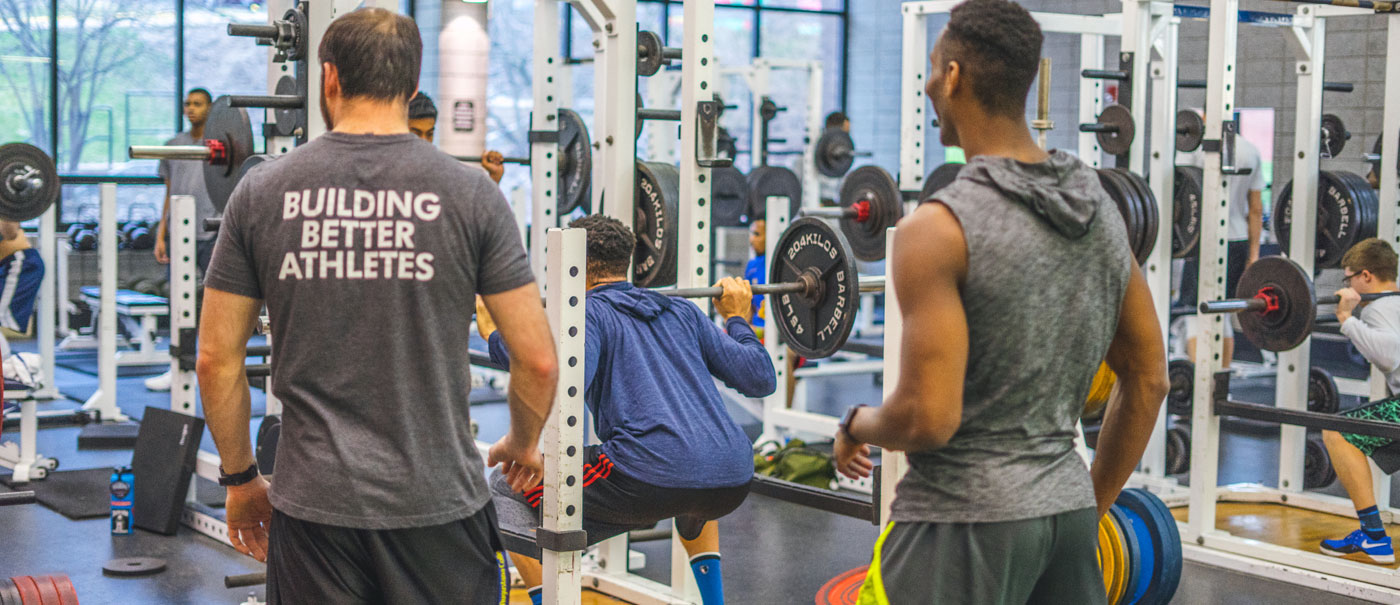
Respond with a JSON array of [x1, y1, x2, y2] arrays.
[[1320, 238, 1400, 564]]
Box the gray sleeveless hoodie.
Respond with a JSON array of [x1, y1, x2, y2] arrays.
[[891, 150, 1132, 524]]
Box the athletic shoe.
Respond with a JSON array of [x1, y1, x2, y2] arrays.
[[1321, 529, 1395, 563], [145, 370, 172, 392]]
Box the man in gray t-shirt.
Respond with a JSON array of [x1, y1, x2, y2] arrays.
[[832, 1, 1168, 602], [196, 9, 557, 604], [155, 88, 219, 270]]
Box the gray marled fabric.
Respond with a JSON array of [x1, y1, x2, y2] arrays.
[[892, 151, 1131, 524]]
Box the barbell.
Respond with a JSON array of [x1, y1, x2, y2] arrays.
[[1197, 255, 1400, 351], [0, 142, 60, 222]]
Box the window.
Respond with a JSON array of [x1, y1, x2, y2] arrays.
[[184, 2, 272, 154], [0, 0, 52, 153]]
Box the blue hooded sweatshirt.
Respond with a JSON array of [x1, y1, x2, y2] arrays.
[[489, 282, 775, 488]]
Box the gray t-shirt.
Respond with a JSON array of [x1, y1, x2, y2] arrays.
[[205, 132, 534, 529], [893, 152, 1131, 524], [159, 131, 219, 241]]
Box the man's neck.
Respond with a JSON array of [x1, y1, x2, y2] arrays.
[[586, 276, 628, 291], [189, 124, 204, 140], [955, 112, 1048, 164], [1376, 281, 1399, 293], [332, 99, 410, 135]]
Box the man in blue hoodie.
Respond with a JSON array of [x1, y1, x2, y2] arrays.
[[477, 214, 775, 605]]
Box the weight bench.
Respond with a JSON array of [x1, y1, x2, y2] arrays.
[[58, 287, 169, 366]]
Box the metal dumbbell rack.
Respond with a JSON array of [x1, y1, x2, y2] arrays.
[[1181, 2, 1400, 599]]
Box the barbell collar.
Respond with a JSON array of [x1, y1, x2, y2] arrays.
[[226, 94, 305, 109], [637, 108, 682, 122], [129, 145, 212, 161]]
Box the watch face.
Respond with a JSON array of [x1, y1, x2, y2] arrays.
[[110, 480, 130, 499]]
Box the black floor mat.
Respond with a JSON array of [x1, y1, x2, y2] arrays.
[[1, 468, 115, 519]]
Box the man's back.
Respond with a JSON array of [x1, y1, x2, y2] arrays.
[[206, 132, 533, 529], [896, 151, 1132, 524]]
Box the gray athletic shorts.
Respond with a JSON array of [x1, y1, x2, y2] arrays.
[[858, 507, 1105, 605]]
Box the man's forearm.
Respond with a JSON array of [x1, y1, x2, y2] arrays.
[[199, 360, 256, 472], [848, 393, 952, 453], [1089, 376, 1162, 510], [505, 366, 555, 445]]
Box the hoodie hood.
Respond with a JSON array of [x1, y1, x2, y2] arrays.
[[956, 150, 1101, 239], [589, 282, 670, 321]]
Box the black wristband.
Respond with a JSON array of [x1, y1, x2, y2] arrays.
[[218, 463, 260, 487], [839, 404, 866, 442]]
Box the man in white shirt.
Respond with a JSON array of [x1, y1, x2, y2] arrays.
[[1179, 114, 1266, 367], [1320, 238, 1400, 564]]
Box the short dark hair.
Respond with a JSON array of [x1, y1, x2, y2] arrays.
[[569, 215, 635, 279], [409, 92, 437, 120], [825, 112, 848, 129], [941, 0, 1043, 116], [187, 88, 212, 103], [1343, 238, 1399, 282], [318, 8, 422, 103]]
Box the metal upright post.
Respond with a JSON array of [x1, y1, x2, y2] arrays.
[[879, 227, 905, 527], [583, 1, 638, 224], [1374, 12, 1400, 517], [1079, 34, 1106, 166], [760, 196, 792, 441], [898, 4, 928, 194], [82, 183, 125, 422], [532, 0, 563, 287], [678, 0, 715, 296], [1278, 6, 1325, 495], [33, 205, 57, 399], [170, 195, 198, 416], [803, 62, 823, 206], [542, 227, 586, 605], [1187, 0, 1240, 541]]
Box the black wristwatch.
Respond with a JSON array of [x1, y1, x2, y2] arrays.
[[218, 463, 260, 487], [839, 405, 867, 442]]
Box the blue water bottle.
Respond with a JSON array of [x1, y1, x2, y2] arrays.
[[110, 466, 133, 535]]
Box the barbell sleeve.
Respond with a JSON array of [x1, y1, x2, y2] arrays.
[[224, 572, 266, 588], [0, 490, 36, 506], [454, 155, 531, 165], [227, 23, 278, 39], [1081, 69, 1129, 81], [129, 145, 212, 161], [226, 95, 305, 109], [1199, 298, 1268, 314], [637, 108, 682, 122], [1079, 123, 1118, 134], [204, 218, 222, 232]]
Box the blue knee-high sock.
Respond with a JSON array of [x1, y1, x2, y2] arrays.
[[528, 586, 542, 605], [690, 553, 725, 605], [1358, 505, 1387, 540]]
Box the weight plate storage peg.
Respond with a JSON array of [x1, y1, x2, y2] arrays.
[[768, 218, 861, 359], [201, 96, 255, 215], [836, 166, 904, 263], [814, 129, 857, 178], [632, 161, 681, 288], [1172, 166, 1203, 258], [1092, 104, 1136, 156], [0, 142, 59, 222]]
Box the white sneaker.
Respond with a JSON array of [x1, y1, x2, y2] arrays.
[[145, 370, 173, 392]]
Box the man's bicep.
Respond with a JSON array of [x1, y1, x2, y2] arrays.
[[892, 204, 968, 404], [1105, 264, 1165, 377]]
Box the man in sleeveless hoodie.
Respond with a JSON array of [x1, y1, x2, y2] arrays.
[[831, 1, 1169, 603]]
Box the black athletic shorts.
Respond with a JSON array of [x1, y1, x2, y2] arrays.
[[266, 505, 507, 605], [490, 445, 750, 546]]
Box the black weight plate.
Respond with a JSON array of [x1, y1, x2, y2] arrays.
[[1166, 424, 1191, 475], [1370, 132, 1400, 181], [1176, 109, 1204, 153], [1099, 169, 1146, 265], [769, 217, 860, 359], [273, 75, 304, 137], [557, 109, 593, 216], [1320, 113, 1348, 159], [716, 127, 739, 161], [202, 96, 254, 215], [1308, 366, 1340, 415], [1274, 171, 1373, 269], [711, 166, 750, 228], [1305, 437, 1337, 489], [103, 557, 167, 577], [0, 142, 58, 222], [1118, 168, 1159, 263], [919, 162, 963, 204], [747, 166, 802, 222], [256, 413, 281, 474], [1167, 359, 1194, 417], [1172, 166, 1203, 258], [1336, 170, 1379, 248], [633, 161, 681, 288], [837, 166, 903, 262], [1095, 104, 1135, 156], [1110, 168, 1150, 265], [1234, 256, 1316, 352], [637, 30, 664, 77], [238, 154, 272, 182], [814, 129, 856, 178]]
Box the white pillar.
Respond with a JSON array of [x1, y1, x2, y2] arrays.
[[437, 0, 491, 158]]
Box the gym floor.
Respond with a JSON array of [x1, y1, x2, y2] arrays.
[[0, 350, 1387, 604]]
